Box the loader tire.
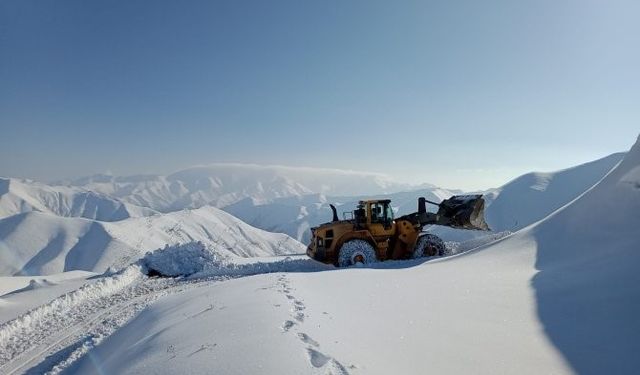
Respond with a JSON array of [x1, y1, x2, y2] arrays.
[[338, 239, 377, 267], [413, 234, 448, 258]]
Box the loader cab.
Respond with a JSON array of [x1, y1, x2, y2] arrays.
[[358, 199, 394, 231]]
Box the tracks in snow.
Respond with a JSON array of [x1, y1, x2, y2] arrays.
[[0, 267, 218, 375], [276, 274, 351, 375]]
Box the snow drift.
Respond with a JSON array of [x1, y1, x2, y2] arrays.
[[140, 242, 330, 278], [482, 152, 624, 231]]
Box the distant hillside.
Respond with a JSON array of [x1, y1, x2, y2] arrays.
[[0, 177, 156, 221], [54, 164, 426, 212], [0, 206, 304, 276]]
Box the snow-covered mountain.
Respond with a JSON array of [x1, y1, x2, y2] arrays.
[[0, 206, 304, 276], [55, 164, 425, 212], [5, 153, 621, 249], [0, 177, 156, 221], [64, 137, 640, 375]]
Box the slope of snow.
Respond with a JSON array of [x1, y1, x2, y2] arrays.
[[526, 138, 640, 374], [483, 152, 623, 231], [0, 177, 156, 221], [56, 164, 427, 212], [0, 206, 305, 276], [68, 137, 639, 374]]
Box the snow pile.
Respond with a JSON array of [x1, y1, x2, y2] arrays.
[[141, 242, 218, 277], [141, 241, 330, 278]]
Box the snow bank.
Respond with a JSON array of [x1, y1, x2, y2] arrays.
[[0, 265, 143, 359], [0, 271, 97, 325], [141, 242, 218, 277], [140, 241, 330, 278]]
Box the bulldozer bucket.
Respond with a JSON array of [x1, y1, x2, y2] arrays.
[[436, 194, 490, 230]]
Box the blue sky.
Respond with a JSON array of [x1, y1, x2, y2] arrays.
[[1, 0, 638, 190]]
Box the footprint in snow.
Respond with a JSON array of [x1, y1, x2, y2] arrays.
[[292, 301, 305, 311], [307, 348, 331, 368], [282, 320, 296, 332], [306, 349, 350, 374], [297, 332, 319, 347]]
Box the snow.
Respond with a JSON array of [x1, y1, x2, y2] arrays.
[[0, 206, 305, 276], [3, 154, 619, 252], [482, 152, 623, 232], [66, 273, 352, 375], [141, 242, 330, 278], [65, 136, 639, 374], [0, 177, 156, 221], [54, 163, 427, 212], [222, 153, 622, 244], [1, 138, 637, 374], [0, 271, 96, 324]]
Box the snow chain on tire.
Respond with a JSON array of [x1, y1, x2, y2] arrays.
[[413, 234, 448, 258], [337, 239, 378, 267]]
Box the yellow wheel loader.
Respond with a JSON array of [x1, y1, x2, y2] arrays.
[[306, 195, 489, 267]]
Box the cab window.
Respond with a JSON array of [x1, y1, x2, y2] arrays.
[[370, 202, 393, 224]]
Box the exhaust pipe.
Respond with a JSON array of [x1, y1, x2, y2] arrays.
[[330, 204, 339, 222], [418, 197, 427, 213]]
